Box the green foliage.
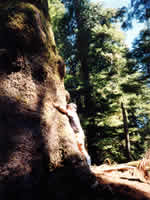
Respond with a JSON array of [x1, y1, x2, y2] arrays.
[[132, 29, 150, 77], [49, 0, 150, 164], [48, 0, 65, 34]]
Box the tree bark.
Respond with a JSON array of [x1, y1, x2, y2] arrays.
[[121, 102, 132, 161], [73, 0, 91, 111], [0, 1, 97, 200], [1, 1, 148, 200]]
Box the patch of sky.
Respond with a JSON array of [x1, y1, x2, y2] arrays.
[[91, 0, 145, 49]]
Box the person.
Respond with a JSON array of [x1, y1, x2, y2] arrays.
[[53, 102, 91, 166]]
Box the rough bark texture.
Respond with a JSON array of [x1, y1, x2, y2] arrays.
[[0, 1, 97, 200], [1, 1, 150, 200]]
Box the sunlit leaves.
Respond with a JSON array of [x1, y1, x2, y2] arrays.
[[49, 0, 150, 163], [48, 0, 65, 32]]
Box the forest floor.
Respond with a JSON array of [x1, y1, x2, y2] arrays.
[[91, 163, 150, 199]]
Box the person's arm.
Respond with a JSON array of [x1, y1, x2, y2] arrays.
[[53, 103, 68, 115]]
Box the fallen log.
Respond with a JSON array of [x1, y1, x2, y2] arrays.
[[90, 161, 150, 200]]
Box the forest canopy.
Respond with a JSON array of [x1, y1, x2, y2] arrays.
[[48, 0, 150, 164], [0, 1, 150, 199]]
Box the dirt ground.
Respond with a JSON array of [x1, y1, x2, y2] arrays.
[[91, 164, 150, 199]]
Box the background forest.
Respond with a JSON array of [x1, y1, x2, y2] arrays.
[[49, 0, 150, 164]]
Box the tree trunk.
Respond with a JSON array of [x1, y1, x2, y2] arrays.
[[0, 1, 97, 200], [121, 102, 132, 161], [73, 0, 91, 111], [1, 1, 147, 200]]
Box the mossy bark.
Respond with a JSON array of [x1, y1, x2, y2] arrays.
[[0, 1, 97, 200], [0, 1, 148, 200]]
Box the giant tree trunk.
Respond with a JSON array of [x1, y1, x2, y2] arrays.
[[1, 1, 150, 200], [0, 1, 97, 200]]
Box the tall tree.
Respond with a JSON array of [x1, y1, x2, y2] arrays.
[[54, 1, 136, 162], [51, 0, 150, 164], [60, 0, 92, 110], [124, 0, 150, 77], [0, 1, 99, 199], [132, 29, 150, 77]]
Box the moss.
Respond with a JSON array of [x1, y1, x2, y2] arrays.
[[7, 12, 27, 31], [0, 0, 61, 78], [0, 1, 63, 82], [0, 2, 47, 53]]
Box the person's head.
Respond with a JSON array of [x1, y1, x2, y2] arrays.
[[67, 103, 77, 111]]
